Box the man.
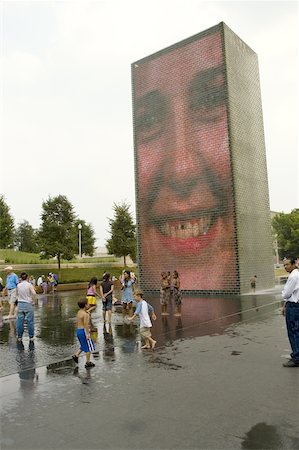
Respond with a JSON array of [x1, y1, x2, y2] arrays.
[[281, 257, 299, 367], [2, 266, 19, 319], [16, 272, 37, 342], [132, 29, 237, 291]]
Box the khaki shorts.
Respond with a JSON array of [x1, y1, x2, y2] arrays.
[[140, 327, 152, 338], [8, 288, 17, 304]]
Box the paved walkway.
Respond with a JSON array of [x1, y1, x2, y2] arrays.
[[0, 288, 298, 449]]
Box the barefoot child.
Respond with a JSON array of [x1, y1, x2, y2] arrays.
[[129, 289, 157, 349], [72, 299, 96, 369]]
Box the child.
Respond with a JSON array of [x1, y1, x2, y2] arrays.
[[129, 289, 157, 349], [172, 270, 182, 317], [86, 277, 101, 314], [160, 272, 171, 316], [72, 298, 96, 369]]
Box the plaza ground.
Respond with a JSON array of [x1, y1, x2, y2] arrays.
[[0, 287, 298, 449]]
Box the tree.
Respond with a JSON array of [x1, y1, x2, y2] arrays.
[[272, 209, 299, 259], [39, 195, 76, 269], [15, 220, 39, 253], [0, 195, 14, 248], [106, 202, 136, 266], [73, 219, 96, 256]]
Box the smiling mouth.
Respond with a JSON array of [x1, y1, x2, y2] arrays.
[[151, 210, 219, 239]]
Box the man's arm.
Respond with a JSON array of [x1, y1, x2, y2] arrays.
[[282, 275, 297, 300], [29, 284, 37, 303]]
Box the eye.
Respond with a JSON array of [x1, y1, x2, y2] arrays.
[[188, 66, 227, 125], [135, 90, 167, 143]]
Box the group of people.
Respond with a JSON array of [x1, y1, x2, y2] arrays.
[[36, 273, 59, 294], [0, 266, 37, 342], [72, 270, 157, 368], [3, 258, 298, 371], [160, 270, 182, 317]]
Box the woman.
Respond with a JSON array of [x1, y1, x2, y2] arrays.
[[99, 273, 114, 324], [121, 270, 135, 316], [172, 270, 182, 317]]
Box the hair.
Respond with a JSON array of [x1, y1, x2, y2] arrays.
[[173, 270, 179, 277], [78, 298, 88, 309], [283, 257, 296, 265], [20, 272, 28, 281], [88, 277, 98, 287], [124, 270, 130, 277], [103, 272, 110, 282], [161, 271, 167, 278], [134, 289, 144, 298]]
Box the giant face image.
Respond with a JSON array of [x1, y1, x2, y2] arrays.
[[133, 31, 237, 291]]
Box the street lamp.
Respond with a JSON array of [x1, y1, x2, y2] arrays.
[[78, 223, 82, 258]]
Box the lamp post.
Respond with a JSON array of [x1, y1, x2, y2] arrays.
[[78, 223, 82, 258]]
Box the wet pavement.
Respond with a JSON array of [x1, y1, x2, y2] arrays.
[[0, 288, 298, 449]]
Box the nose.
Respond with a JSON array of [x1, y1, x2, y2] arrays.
[[164, 99, 202, 196]]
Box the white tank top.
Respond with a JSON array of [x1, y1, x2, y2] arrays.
[[17, 280, 34, 303]]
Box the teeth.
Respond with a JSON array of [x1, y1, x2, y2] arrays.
[[160, 216, 212, 238]]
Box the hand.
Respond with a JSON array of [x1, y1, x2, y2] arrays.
[[152, 313, 157, 321], [282, 303, 286, 316]]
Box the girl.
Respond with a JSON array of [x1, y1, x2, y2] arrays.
[[172, 270, 182, 317]]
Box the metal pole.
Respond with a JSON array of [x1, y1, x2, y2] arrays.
[[78, 224, 82, 258]]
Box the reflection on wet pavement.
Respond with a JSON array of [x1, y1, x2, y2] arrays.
[[0, 290, 281, 378], [241, 422, 299, 449]]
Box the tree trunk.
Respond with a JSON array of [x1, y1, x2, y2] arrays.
[[124, 254, 126, 266], [58, 253, 61, 270]]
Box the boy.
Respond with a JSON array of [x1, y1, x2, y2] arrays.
[[129, 289, 157, 349], [72, 298, 96, 368]]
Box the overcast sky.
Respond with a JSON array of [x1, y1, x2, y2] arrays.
[[1, 0, 298, 247]]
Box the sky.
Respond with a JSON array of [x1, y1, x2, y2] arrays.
[[1, 0, 298, 248]]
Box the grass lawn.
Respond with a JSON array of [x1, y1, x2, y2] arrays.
[[0, 249, 118, 265], [0, 266, 131, 284]]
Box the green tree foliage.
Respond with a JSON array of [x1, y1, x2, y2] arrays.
[[106, 202, 136, 266], [39, 195, 76, 269], [73, 219, 96, 256], [272, 209, 299, 259], [0, 195, 14, 248], [14, 220, 39, 253]]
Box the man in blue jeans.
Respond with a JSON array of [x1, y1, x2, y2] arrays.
[[16, 272, 37, 342], [282, 257, 299, 367], [2, 266, 19, 319]]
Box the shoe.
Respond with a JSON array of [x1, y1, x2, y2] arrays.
[[282, 359, 299, 367], [72, 355, 79, 364], [85, 362, 95, 368]]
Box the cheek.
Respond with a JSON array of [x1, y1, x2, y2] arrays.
[[137, 143, 165, 191], [194, 119, 231, 179]]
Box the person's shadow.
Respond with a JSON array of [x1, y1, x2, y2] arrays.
[[103, 323, 115, 358], [17, 340, 38, 393]]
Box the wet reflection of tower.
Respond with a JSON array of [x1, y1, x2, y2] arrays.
[[115, 322, 138, 353]]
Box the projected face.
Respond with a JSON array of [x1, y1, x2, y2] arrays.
[[133, 32, 237, 290]]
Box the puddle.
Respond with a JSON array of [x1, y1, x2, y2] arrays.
[[242, 422, 299, 449], [0, 290, 281, 377]]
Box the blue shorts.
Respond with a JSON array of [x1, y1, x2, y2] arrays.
[[76, 328, 95, 353]]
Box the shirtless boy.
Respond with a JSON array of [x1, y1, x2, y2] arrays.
[[72, 298, 95, 369]]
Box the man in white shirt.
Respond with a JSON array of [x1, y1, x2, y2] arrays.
[[281, 257, 299, 367], [16, 272, 37, 342]]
